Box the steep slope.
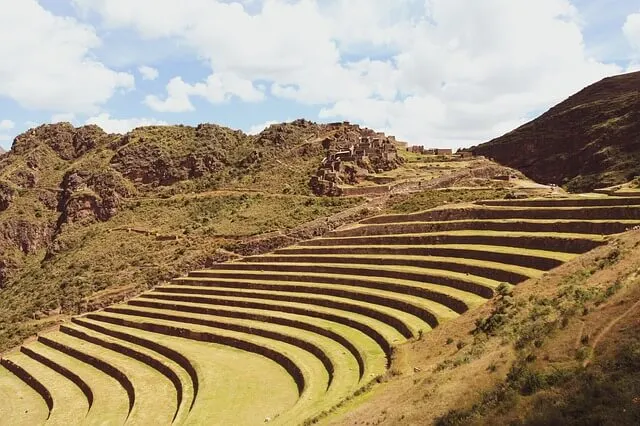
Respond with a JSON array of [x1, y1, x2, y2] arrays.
[[471, 71, 640, 192], [328, 226, 640, 426]]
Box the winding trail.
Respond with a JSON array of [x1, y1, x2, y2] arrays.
[[583, 298, 640, 367]]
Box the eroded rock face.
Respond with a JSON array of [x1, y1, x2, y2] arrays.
[[57, 169, 135, 224], [472, 71, 640, 192], [0, 220, 53, 254], [0, 181, 15, 212]]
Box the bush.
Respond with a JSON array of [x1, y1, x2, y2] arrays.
[[507, 365, 547, 395]]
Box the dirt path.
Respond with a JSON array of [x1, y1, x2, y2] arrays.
[[583, 298, 640, 367]]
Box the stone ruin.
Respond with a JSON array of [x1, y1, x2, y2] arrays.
[[310, 127, 403, 196], [408, 146, 454, 156]]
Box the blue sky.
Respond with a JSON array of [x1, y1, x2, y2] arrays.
[[1, 0, 639, 151]]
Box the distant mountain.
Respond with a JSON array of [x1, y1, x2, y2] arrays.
[[471, 71, 640, 192], [0, 147, 5, 154]]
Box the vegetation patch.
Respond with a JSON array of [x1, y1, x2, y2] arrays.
[[385, 188, 508, 214]]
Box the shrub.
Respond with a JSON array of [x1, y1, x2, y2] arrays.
[[576, 347, 590, 361], [507, 365, 547, 395]]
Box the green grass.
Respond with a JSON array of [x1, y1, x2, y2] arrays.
[[146, 286, 426, 339], [0, 364, 50, 426], [107, 299, 388, 383], [102, 304, 366, 405], [196, 262, 500, 298], [47, 331, 177, 425], [89, 310, 331, 426], [127, 293, 406, 351], [79, 315, 301, 425], [22, 340, 131, 425], [70, 316, 197, 424], [275, 244, 579, 263], [248, 254, 544, 280], [2, 352, 90, 425], [385, 188, 509, 214], [169, 274, 456, 328]]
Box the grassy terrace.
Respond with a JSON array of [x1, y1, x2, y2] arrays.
[[273, 244, 578, 268], [99, 301, 388, 381], [2, 194, 640, 424], [77, 316, 300, 425], [361, 205, 640, 224], [330, 219, 640, 237], [0, 364, 50, 426], [144, 288, 429, 338], [125, 295, 405, 353], [474, 196, 640, 207], [2, 352, 89, 425], [240, 254, 543, 283], [294, 230, 606, 254], [21, 340, 131, 425]]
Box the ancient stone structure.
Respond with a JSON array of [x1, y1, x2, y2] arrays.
[[310, 128, 403, 196], [408, 146, 451, 156]]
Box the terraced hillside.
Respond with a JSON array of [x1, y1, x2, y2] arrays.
[[2, 195, 640, 425]]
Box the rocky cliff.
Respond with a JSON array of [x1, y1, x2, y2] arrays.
[[471, 71, 640, 192]]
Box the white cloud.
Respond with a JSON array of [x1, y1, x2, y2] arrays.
[[246, 120, 280, 135], [144, 76, 195, 112], [623, 12, 640, 52], [0, 119, 15, 130], [73, 0, 624, 147], [145, 73, 263, 112], [0, 0, 134, 114], [0, 120, 14, 149], [138, 65, 159, 80], [85, 112, 168, 134], [623, 10, 640, 72]]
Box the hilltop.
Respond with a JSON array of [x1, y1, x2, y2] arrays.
[[471, 71, 640, 192]]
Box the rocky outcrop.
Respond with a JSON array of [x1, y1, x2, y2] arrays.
[[110, 125, 250, 186], [57, 169, 135, 225], [0, 181, 15, 211], [11, 123, 115, 160], [0, 219, 53, 254], [471, 71, 640, 192]]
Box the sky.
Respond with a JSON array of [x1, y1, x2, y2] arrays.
[[0, 0, 639, 151]]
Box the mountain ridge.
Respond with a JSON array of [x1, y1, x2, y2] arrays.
[[471, 71, 640, 192]]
